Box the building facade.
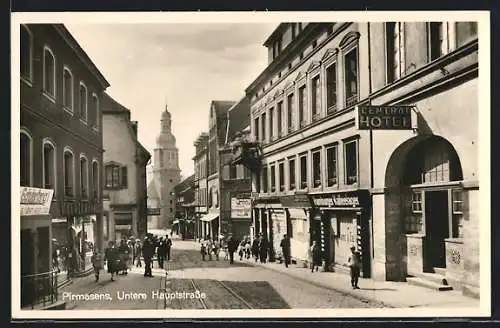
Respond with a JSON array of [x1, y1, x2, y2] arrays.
[[192, 133, 209, 240], [173, 174, 196, 239], [241, 22, 479, 297], [102, 93, 151, 243], [147, 105, 181, 230], [20, 24, 109, 306]]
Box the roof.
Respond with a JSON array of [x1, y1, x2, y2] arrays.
[[174, 174, 195, 194], [147, 179, 160, 200], [212, 100, 237, 118], [102, 92, 131, 116], [226, 96, 250, 144], [53, 24, 110, 89], [263, 23, 287, 47]]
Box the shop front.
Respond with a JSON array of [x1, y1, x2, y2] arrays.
[[311, 190, 371, 277], [280, 193, 312, 264], [20, 187, 55, 308], [195, 205, 207, 240], [200, 211, 219, 240], [113, 212, 134, 242], [253, 196, 280, 261], [230, 196, 252, 241]]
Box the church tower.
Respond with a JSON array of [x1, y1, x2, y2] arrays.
[[151, 103, 181, 229]]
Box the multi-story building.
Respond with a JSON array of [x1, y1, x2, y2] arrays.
[[219, 96, 253, 241], [200, 100, 236, 240], [19, 23, 110, 306], [172, 174, 196, 239], [240, 21, 479, 297], [102, 93, 151, 242], [147, 105, 181, 230], [192, 133, 209, 240]]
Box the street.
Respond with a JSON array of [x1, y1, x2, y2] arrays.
[[64, 240, 384, 310]]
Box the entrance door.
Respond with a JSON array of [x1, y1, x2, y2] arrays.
[[424, 190, 449, 271]]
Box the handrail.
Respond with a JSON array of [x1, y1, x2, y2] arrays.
[[22, 270, 59, 279]]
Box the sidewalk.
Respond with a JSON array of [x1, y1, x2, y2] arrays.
[[243, 257, 479, 308]]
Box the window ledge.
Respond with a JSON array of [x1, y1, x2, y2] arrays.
[[43, 91, 56, 103], [21, 77, 32, 87]]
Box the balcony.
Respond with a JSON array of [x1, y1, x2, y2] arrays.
[[21, 270, 60, 309]]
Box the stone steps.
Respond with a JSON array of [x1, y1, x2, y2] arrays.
[[406, 276, 453, 291]]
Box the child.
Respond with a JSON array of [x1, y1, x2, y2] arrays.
[[91, 248, 103, 282], [200, 241, 207, 261], [348, 246, 361, 289]]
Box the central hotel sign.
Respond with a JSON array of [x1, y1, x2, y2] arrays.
[[356, 105, 414, 130]]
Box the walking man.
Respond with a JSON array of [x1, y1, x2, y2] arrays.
[[142, 236, 155, 277], [348, 246, 361, 289], [280, 234, 291, 268], [165, 235, 172, 261], [227, 235, 238, 264], [157, 237, 166, 269]]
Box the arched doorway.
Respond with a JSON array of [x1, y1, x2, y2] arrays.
[[384, 135, 463, 280]]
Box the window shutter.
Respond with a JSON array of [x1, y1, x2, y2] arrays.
[[121, 166, 128, 188]]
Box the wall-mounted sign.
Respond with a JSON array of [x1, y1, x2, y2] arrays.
[[115, 224, 132, 230], [231, 198, 251, 218], [357, 105, 414, 130], [147, 208, 161, 216], [20, 187, 54, 216], [312, 190, 370, 209], [280, 193, 312, 208]]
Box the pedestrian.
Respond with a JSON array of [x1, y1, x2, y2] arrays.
[[135, 241, 142, 267], [227, 235, 238, 264], [91, 248, 103, 282], [244, 238, 251, 259], [52, 246, 60, 273], [238, 239, 246, 261], [157, 237, 166, 269], [142, 236, 155, 277], [104, 241, 119, 281], [280, 234, 291, 268], [200, 239, 207, 261], [118, 239, 130, 275], [259, 235, 268, 263], [348, 246, 361, 289], [310, 241, 321, 273], [206, 237, 213, 261], [213, 237, 220, 261], [165, 235, 172, 261], [251, 235, 260, 263]]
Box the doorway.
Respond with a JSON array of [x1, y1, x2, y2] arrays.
[[424, 190, 449, 272]]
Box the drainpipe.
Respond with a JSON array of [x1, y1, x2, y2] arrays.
[[367, 22, 375, 278]]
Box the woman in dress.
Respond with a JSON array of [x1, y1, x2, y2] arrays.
[[104, 241, 119, 281]]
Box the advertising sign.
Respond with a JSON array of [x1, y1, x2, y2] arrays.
[[147, 208, 161, 216], [231, 198, 251, 218], [20, 187, 54, 216], [357, 105, 414, 130], [312, 190, 370, 209]]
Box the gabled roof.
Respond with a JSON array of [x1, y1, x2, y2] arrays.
[[226, 96, 250, 144], [174, 174, 195, 194], [212, 100, 237, 118], [102, 92, 131, 116]]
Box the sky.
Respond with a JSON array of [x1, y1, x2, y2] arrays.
[[65, 23, 277, 182]]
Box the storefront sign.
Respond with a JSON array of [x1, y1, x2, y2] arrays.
[[357, 105, 413, 130], [20, 187, 54, 216], [231, 198, 251, 218], [62, 201, 99, 216], [115, 224, 131, 230], [147, 208, 161, 216], [280, 193, 312, 208], [312, 190, 370, 209]]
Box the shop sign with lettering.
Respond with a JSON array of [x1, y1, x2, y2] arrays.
[[231, 198, 251, 218], [280, 194, 312, 208], [357, 105, 414, 130], [147, 208, 161, 216], [313, 190, 370, 209], [20, 187, 54, 216]]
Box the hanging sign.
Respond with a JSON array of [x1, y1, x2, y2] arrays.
[[356, 105, 414, 130], [20, 187, 54, 216]]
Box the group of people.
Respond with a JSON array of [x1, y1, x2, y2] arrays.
[[199, 234, 241, 264], [91, 234, 173, 281]]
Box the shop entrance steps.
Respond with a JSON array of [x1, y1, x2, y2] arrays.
[[406, 269, 453, 292]]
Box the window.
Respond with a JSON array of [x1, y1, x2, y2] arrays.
[[452, 189, 464, 238], [273, 36, 282, 60], [20, 131, 32, 187], [43, 46, 56, 99], [262, 166, 268, 193], [407, 191, 423, 234], [262, 113, 267, 142], [312, 150, 321, 188], [429, 22, 449, 61], [277, 101, 283, 137], [105, 164, 128, 189], [80, 156, 89, 199], [386, 22, 405, 83], [344, 48, 358, 107], [298, 86, 306, 128], [64, 149, 75, 197], [411, 191, 423, 212], [288, 158, 296, 190], [422, 146, 450, 183], [311, 75, 321, 120], [312, 39, 317, 49], [456, 22, 478, 47], [269, 107, 274, 140], [255, 171, 261, 193], [279, 162, 285, 192], [300, 154, 308, 189], [92, 93, 100, 130], [344, 140, 358, 185], [326, 63, 337, 113], [230, 165, 237, 179], [92, 160, 99, 199], [79, 82, 88, 122], [20, 25, 32, 82], [270, 164, 276, 192], [42, 139, 56, 191], [254, 117, 260, 141], [287, 93, 295, 132], [63, 67, 73, 111], [326, 145, 338, 187]]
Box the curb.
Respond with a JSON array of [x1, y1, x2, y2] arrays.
[[245, 260, 395, 308]]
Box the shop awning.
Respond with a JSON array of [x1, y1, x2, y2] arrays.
[[200, 212, 219, 222], [172, 220, 180, 225]]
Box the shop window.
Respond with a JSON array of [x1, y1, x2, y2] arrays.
[[344, 140, 358, 185], [326, 146, 338, 187], [452, 189, 464, 238], [270, 164, 276, 192], [277, 101, 283, 137], [386, 22, 405, 83], [312, 150, 321, 188], [278, 162, 285, 192], [262, 166, 268, 193], [429, 22, 450, 61], [288, 158, 296, 191], [229, 164, 237, 179], [20, 131, 32, 187], [64, 149, 75, 197], [300, 154, 308, 189], [105, 164, 128, 189], [344, 47, 358, 107], [63, 67, 74, 111], [456, 22, 478, 47], [80, 156, 89, 199], [311, 75, 321, 121], [326, 62, 337, 113], [43, 46, 56, 100], [43, 140, 56, 191], [298, 85, 306, 128], [20, 25, 32, 83], [287, 93, 295, 132]]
